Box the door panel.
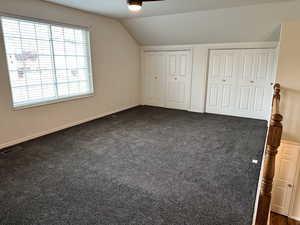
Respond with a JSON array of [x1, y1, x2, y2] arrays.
[[143, 52, 165, 107], [169, 55, 177, 76], [237, 85, 252, 111], [179, 55, 187, 76], [167, 81, 185, 103], [207, 84, 219, 108], [237, 49, 276, 119], [165, 51, 191, 110], [206, 50, 239, 115], [221, 85, 232, 108], [253, 86, 265, 113], [272, 181, 290, 215]]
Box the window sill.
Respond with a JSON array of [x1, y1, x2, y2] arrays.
[[12, 93, 94, 111]]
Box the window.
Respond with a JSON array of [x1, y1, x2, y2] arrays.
[[1, 16, 93, 108]]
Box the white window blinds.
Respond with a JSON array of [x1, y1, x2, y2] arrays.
[[1, 16, 93, 108]]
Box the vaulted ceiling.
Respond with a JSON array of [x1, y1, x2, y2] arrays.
[[44, 0, 290, 19], [44, 0, 300, 45], [122, 0, 300, 45]]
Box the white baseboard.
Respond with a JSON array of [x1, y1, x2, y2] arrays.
[[0, 104, 139, 150], [289, 216, 300, 222], [189, 107, 204, 113]]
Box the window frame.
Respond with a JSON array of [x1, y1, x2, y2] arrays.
[[0, 14, 95, 110]]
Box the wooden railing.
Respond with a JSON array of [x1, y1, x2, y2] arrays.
[[255, 83, 283, 225]]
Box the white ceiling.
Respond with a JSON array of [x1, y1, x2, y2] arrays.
[[44, 0, 290, 19], [122, 0, 300, 45]]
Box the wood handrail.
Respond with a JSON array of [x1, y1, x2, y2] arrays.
[[255, 83, 283, 225]]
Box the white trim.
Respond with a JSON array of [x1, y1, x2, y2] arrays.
[[13, 93, 94, 110], [142, 45, 194, 52], [0, 104, 139, 150], [87, 30, 95, 97], [142, 42, 278, 51], [289, 216, 300, 222], [0, 11, 90, 31], [289, 161, 300, 219], [199, 41, 277, 49], [188, 48, 194, 111], [140, 47, 146, 104]]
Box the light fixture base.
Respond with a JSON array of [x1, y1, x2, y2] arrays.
[[127, 0, 142, 12]]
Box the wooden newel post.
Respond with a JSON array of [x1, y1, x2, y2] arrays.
[[255, 84, 283, 225]]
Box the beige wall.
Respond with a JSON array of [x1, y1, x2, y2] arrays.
[[277, 22, 300, 143], [0, 0, 140, 148], [276, 22, 300, 219]]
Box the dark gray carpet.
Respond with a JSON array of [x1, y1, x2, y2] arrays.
[[0, 106, 267, 225]]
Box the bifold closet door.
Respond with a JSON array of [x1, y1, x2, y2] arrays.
[[165, 51, 192, 110], [206, 49, 276, 120], [236, 49, 276, 119], [143, 50, 192, 110], [206, 50, 239, 115], [143, 52, 165, 107]]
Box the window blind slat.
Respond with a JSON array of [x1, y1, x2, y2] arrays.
[[1, 16, 93, 108]]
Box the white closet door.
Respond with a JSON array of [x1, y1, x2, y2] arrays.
[[165, 51, 192, 110], [206, 50, 239, 115], [206, 49, 276, 120], [236, 49, 276, 119], [143, 52, 165, 107]]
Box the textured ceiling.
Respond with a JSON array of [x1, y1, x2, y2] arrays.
[[44, 0, 290, 19]]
